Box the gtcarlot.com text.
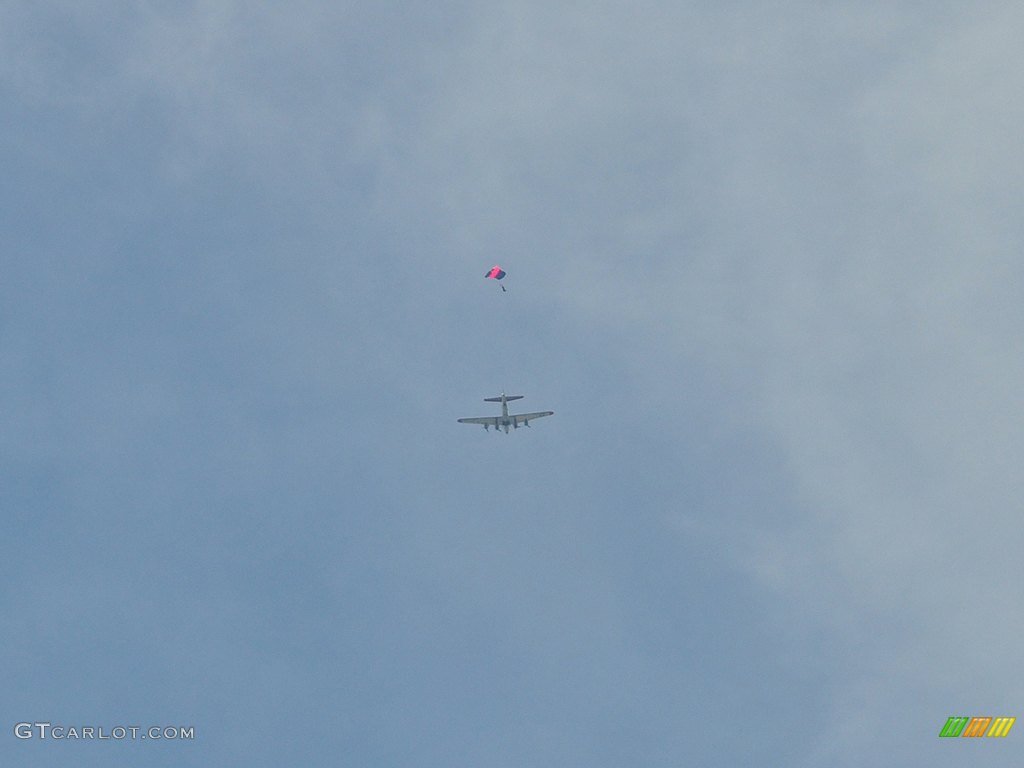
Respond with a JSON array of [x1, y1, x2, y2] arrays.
[[14, 722, 194, 741]]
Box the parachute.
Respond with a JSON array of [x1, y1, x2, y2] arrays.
[[485, 265, 507, 292]]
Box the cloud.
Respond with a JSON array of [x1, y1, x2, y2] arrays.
[[4, 3, 1023, 765], [382, 3, 1024, 763]]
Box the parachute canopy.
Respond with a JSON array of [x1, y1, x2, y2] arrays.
[[485, 265, 507, 291]]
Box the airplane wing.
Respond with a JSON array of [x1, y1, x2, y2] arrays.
[[513, 411, 554, 424], [457, 412, 554, 429]]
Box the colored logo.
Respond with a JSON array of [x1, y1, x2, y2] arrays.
[[940, 716, 1015, 738]]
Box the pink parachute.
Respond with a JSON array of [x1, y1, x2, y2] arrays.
[[485, 265, 507, 292]]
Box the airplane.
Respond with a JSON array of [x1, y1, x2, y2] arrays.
[[458, 392, 554, 434]]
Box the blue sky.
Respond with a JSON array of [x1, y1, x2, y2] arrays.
[[3, 3, 1022, 766]]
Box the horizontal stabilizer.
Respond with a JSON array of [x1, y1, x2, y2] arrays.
[[484, 394, 523, 402]]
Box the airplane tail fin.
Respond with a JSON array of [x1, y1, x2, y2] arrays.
[[485, 394, 523, 402]]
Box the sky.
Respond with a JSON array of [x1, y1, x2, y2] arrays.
[[2, 2, 1022, 766]]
